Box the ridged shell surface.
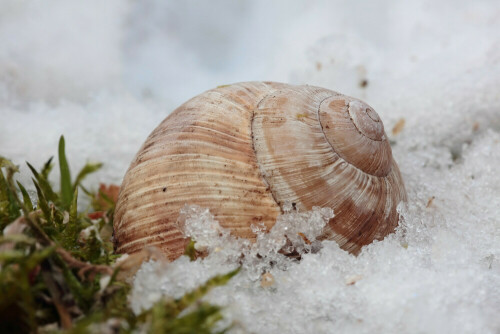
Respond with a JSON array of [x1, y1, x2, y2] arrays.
[[114, 82, 407, 260]]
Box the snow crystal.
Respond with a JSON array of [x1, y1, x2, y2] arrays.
[[172, 204, 332, 281], [2, 0, 500, 333]]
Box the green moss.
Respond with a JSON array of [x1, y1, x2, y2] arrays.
[[0, 136, 238, 333]]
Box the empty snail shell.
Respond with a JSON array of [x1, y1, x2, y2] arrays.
[[114, 82, 407, 260]]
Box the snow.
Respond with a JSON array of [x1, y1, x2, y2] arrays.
[[1, 0, 500, 333]]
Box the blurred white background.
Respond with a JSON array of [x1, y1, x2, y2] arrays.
[[1, 0, 499, 183]]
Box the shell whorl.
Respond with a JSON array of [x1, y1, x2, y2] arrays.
[[318, 96, 392, 176], [114, 82, 407, 259]]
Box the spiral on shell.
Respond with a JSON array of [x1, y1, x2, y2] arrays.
[[114, 82, 407, 260]]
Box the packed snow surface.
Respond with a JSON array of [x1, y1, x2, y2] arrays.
[[1, 1, 500, 333]]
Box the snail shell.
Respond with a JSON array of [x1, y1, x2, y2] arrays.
[[114, 82, 407, 260]]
